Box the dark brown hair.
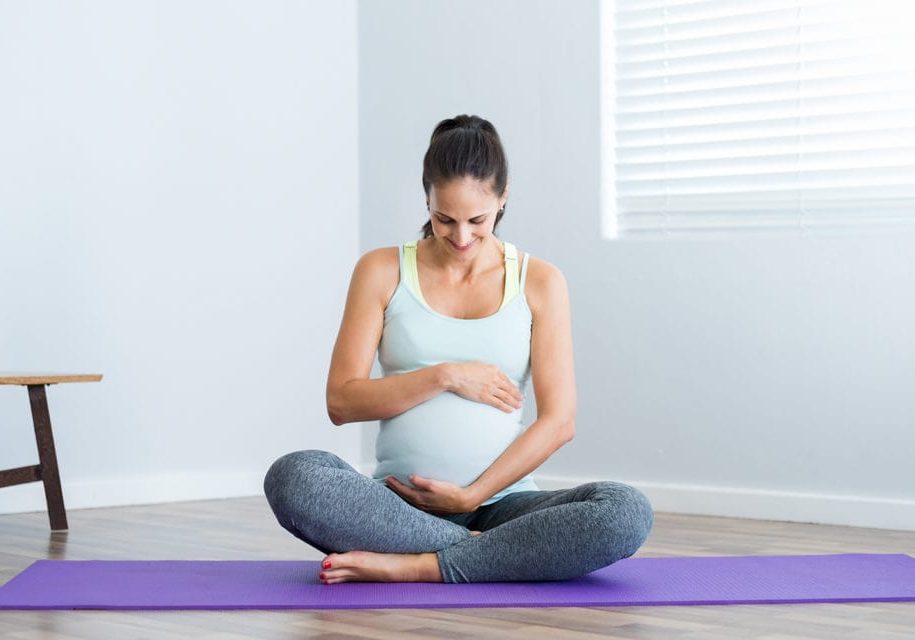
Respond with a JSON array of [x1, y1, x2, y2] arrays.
[[421, 114, 509, 239]]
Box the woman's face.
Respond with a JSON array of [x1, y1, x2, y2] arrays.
[[427, 176, 507, 258]]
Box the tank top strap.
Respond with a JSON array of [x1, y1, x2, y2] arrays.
[[402, 240, 428, 307], [405, 239, 524, 311], [519, 249, 532, 292], [399, 242, 409, 282], [501, 241, 519, 308]]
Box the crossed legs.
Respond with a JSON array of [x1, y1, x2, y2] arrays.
[[263, 449, 653, 584]]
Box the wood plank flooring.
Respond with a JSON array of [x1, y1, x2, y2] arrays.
[[2, 497, 914, 639]]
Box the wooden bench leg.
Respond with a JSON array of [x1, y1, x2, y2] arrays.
[[28, 384, 69, 531]]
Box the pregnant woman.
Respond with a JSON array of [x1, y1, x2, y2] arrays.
[[264, 114, 653, 584]]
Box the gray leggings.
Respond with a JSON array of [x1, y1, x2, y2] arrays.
[[264, 449, 654, 583]]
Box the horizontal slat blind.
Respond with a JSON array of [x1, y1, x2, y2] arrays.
[[612, 0, 915, 234]]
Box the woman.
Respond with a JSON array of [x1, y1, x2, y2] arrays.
[[264, 114, 653, 584]]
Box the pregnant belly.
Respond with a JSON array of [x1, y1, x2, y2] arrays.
[[374, 391, 525, 488]]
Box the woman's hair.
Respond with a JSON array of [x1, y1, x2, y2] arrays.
[[420, 114, 509, 239]]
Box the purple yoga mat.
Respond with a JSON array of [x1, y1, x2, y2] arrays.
[[1, 554, 914, 610]]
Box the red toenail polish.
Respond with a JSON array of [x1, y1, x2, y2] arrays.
[[320, 572, 326, 580]]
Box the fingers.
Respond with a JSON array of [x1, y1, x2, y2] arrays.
[[494, 399, 519, 413], [410, 474, 433, 491], [388, 474, 436, 491], [386, 475, 410, 491], [387, 475, 458, 514], [458, 364, 524, 411], [387, 475, 428, 509], [492, 387, 524, 412], [385, 476, 412, 501], [500, 374, 524, 404]]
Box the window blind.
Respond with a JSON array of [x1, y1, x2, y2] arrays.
[[609, 0, 915, 235]]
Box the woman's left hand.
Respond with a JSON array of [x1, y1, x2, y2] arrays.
[[385, 474, 475, 515]]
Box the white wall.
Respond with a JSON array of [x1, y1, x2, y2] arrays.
[[0, 0, 360, 513], [5, 0, 912, 531], [357, 0, 915, 530]]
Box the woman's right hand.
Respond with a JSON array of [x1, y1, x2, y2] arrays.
[[441, 362, 524, 413]]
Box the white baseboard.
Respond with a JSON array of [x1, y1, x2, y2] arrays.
[[0, 470, 265, 515], [532, 473, 915, 532]]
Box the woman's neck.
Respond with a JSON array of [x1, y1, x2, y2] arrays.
[[421, 236, 505, 283]]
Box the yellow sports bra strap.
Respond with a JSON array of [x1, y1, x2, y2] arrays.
[[405, 239, 519, 311], [501, 241, 519, 309], [403, 241, 428, 307]]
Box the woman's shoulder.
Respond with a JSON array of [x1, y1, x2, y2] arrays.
[[519, 250, 568, 317], [353, 245, 402, 309], [511, 242, 562, 284], [359, 244, 400, 266]]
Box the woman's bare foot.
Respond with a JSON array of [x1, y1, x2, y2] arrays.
[[319, 550, 442, 585]]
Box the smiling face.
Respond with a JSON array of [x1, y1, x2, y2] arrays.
[[426, 176, 508, 259]]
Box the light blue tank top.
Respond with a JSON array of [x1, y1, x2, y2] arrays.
[[372, 239, 540, 505]]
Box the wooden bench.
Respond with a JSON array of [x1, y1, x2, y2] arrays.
[[0, 373, 102, 530]]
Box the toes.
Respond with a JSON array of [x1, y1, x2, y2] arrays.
[[321, 553, 342, 570], [318, 550, 376, 584], [321, 568, 352, 585]]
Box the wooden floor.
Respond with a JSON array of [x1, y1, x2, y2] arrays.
[[1, 497, 914, 639]]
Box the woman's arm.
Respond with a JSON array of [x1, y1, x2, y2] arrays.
[[327, 248, 522, 425], [326, 249, 449, 426], [462, 258, 577, 509], [380, 255, 576, 514]]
